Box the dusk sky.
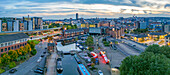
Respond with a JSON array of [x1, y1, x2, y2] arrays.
[[0, 0, 170, 19]]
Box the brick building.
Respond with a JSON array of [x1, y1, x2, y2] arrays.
[[0, 33, 29, 56], [63, 29, 84, 38]]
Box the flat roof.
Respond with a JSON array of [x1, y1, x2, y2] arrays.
[[0, 33, 29, 43]]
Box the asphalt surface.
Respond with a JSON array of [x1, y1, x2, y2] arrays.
[[93, 36, 111, 75], [120, 39, 146, 51], [2, 42, 47, 75], [116, 43, 140, 56]]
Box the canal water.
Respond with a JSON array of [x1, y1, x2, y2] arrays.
[[57, 42, 81, 53], [56, 42, 80, 75]]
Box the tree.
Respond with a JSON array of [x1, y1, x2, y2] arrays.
[[145, 44, 170, 58], [85, 36, 94, 46], [31, 48, 37, 56], [8, 50, 18, 61], [16, 49, 22, 56], [8, 61, 16, 69], [91, 58, 96, 63], [120, 52, 170, 75], [1, 53, 11, 66], [160, 45, 170, 58], [24, 44, 32, 53]]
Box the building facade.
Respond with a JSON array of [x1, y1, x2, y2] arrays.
[[0, 33, 29, 56], [7, 21, 13, 31], [165, 35, 170, 45], [164, 24, 170, 34], [32, 17, 43, 30], [0, 20, 1, 32], [14, 20, 19, 31]]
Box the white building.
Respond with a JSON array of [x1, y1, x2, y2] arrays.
[[14, 20, 19, 31], [7, 21, 13, 31], [164, 24, 170, 34], [24, 21, 28, 30], [0, 20, 1, 32], [28, 21, 33, 30], [139, 22, 147, 29]]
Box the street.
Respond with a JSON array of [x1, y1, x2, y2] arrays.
[[2, 42, 47, 75]]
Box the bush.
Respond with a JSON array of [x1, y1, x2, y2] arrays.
[[103, 41, 110, 46], [0, 68, 5, 74], [88, 47, 93, 51], [8, 62, 16, 69], [31, 49, 37, 56]]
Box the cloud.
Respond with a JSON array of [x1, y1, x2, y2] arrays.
[[164, 4, 170, 8], [0, 0, 170, 19]]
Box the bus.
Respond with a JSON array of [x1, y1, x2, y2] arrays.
[[90, 52, 98, 58], [77, 64, 91, 75], [100, 51, 110, 64]]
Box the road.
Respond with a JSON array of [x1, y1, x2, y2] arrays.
[[2, 42, 47, 75], [98, 37, 126, 68], [93, 36, 111, 75], [116, 43, 140, 56], [120, 39, 146, 51]]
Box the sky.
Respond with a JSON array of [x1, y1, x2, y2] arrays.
[[0, 0, 170, 19]]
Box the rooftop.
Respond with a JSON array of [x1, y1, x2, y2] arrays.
[[149, 32, 167, 35], [165, 35, 170, 38], [133, 34, 148, 38], [0, 33, 29, 43]]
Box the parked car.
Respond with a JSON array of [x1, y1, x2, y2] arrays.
[[41, 55, 44, 57], [37, 57, 42, 63], [34, 70, 43, 74], [36, 67, 44, 71], [9, 69, 17, 73], [98, 70, 103, 75], [43, 52, 46, 54]]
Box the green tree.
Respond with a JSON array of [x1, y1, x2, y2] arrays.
[[1, 53, 11, 66], [8, 50, 18, 61], [85, 36, 94, 46], [120, 52, 170, 75], [31, 48, 37, 56], [8, 61, 16, 69], [145, 44, 170, 58]]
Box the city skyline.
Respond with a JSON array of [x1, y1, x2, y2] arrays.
[[0, 0, 170, 19]]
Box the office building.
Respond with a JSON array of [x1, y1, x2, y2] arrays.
[[32, 17, 43, 30], [139, 22, 147, 29], [0, 20, 1, 32], [28, 21, 33, 30], [164, 24, 170, 34], [14, 20, 19, 31], [76, 13, 78, 20], [24, 21, 28, 30], [7, 21, 13, 31]]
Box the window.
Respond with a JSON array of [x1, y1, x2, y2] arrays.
[[18, 45, 19, 48], [12, 46, 13, 49], [0, 44, 3, 47], [20, 44, 22, 47], [8, 42, 10, 45], [15, 46, 16, 49], [8, 47, 10, 50], [11, 42, 13, 45], [5, 48, 7, 51], [25, 43, 27, 45], [5, 43, 7, 46], [1, 49, 3, 52], [23, 44, 24, 46]]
